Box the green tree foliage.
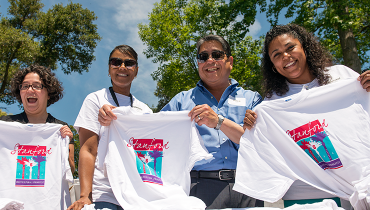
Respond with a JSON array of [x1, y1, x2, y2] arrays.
[[0, 0, 101, 104], [263, 0, 370, 73], [232, 36, 264, 95], [139, 0, 263, 110], [69, 125, 80, 178]]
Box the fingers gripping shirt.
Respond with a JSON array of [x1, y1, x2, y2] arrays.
[[234, 78, 370, 210]]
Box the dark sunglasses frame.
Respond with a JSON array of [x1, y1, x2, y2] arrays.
[[109, 58, 137, 68], [197, 50, 227, 63]]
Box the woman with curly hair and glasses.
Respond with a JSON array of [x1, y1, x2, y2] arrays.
[[0, 64, 75, 172], [242, 24, 370, 208]]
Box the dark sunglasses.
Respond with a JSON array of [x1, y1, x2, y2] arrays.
[[109, 58, 137, 68], [197, 50, 227, 63]]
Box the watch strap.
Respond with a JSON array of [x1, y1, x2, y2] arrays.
[[215, 114, 225, 130]]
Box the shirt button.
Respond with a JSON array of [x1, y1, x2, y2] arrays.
[[218, 108, 220, 111], [223, 138, 225, 141], [211, 96, 213, 99], [225, 157, 228, 159]]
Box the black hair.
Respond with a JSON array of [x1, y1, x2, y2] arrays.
[[109, 44, 138, 65], [196, 35, 231, 57]]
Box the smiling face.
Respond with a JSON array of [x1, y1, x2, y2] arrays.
[[109, 50, 138, 95], [197, 40, 233, 89], [268, 34, 314, 84], [20, 73, 49, 117]]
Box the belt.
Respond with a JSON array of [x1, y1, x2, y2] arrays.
[[190, 170, 236, 180]]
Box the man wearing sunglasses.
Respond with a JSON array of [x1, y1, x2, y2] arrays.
[[160, 35, 264, 209]]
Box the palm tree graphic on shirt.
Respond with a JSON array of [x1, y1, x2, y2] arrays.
[[136, 152, 146, 173], [17, 157, 29, 179], [310, 132, 333, 161], [33, 155, 46, 179], [148, 149, 163, 176], [141, 154, 154, 175], [299, 140, 320, 163], [308, 140, 325, 161], [25, 159, 38, 179], [137, 152, 154, 175]]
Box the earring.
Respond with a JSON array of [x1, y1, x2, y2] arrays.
[[272, 66, 277, 73], [108, 74, 111, 77]]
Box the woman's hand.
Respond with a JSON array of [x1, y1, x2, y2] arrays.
[[98, 104, 117, 126], [358, 70, 370, 92], [243, 109, 257, 131], [60, 125, 73, 140], [67, 196, 92, 210]]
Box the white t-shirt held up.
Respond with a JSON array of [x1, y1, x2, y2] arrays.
[[234, 78, 370, 210]]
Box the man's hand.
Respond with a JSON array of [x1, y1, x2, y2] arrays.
[[98, 104, 117, 126], [188, 104, 218, 128], [243, 109, 257, 131]]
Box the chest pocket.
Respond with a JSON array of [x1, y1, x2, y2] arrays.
[[223, 98, 248, 123]]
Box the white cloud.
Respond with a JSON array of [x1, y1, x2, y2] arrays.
[[247, 19, 262, 39]]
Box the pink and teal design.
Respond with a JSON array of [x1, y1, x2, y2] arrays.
[[128, 138, 168, 185], [13, 144, 49, 187], [287, 120, 343, 170]]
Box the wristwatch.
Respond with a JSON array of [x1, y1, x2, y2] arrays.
[[215, 114, 225, 130]]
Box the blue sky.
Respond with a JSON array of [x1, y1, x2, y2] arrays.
[[0, 0, 274, 125]]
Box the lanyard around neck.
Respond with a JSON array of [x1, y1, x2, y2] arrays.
[[109, 87, 133, 107]]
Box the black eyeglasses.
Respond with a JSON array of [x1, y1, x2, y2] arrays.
[[197, 50, 227, 63], [19, 83, 44, 90], [109, 58, 137, 69]]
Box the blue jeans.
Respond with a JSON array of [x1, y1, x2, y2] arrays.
[[93, 202, 124, 210]]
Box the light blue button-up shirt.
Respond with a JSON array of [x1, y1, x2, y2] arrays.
[[161, 79, 262, 171]]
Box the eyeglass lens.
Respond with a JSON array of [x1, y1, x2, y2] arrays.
[[19, 83, 43, 90], [197, 50, 226, 63], [109, 58, 137, 68]]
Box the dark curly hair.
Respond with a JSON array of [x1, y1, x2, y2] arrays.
[[262, 24, 333, 98], [11, 64, 64, 107]]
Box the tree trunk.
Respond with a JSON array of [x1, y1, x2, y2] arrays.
[[332, 1, 362, 74], [338, 27, 362, 73]]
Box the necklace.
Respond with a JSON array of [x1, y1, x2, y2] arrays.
[[109, 87, 133, 107]]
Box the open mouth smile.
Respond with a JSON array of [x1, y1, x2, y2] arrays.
[[27, 96, 38, 103], [284, 61, 296, 68], [206, 68, 218, 72]]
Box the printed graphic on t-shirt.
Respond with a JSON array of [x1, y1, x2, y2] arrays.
[[286, 120, 343, 170], [127, 138, 169, 185], [11, 143, 52, 187]]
